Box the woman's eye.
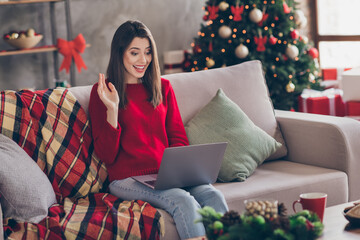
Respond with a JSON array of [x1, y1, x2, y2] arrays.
[[146, 51, 152, 55], [131, 52, 138, 56]]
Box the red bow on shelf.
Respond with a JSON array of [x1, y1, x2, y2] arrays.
[[57, 33, 87, 73]]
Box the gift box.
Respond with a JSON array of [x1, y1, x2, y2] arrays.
[[340, 67, 360, 101], [163, 49, 191, 75], [321, 68, 351, 89], [346, 101, 360, 116], [298, 88, 346, 116]]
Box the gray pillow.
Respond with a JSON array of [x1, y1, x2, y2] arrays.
[[0, 134, 56, 223], [185, 89, 282, 182]]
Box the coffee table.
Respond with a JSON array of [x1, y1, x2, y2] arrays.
[[319, 201, 360, 239]]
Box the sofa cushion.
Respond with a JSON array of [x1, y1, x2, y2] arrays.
[[214, 160, 348, 213], [0, 134, 57, 223], [185, 89, 282, 182], [165, 60, 287, 161]]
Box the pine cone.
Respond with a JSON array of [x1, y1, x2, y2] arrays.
[[278, 203, 287, 217], [279, 216, 290, 231], [269, 216, 290, 232], [221, 210, 242, 226]]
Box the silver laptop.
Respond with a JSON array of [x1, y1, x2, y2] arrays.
[[132, 142, 227, 190]]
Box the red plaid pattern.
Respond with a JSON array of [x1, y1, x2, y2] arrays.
[[1, 88, 162, 239]]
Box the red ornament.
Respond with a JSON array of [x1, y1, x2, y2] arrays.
[[275, 16, 279, 21], [194, 45, 202, 53], [207, 5, 219, 20], [208, 41, 213, 52], [283, 1, 291, 14], [183, 61, 191, 69], [258, 13, 269, 27], [269, 36, 278, 45], [282, 54, 288, 61], [308, 48, 319, 59], [290, 29, 299, 39], [203, 14, 209, 21], [231, 5, 244, 21], [254, 36, 268, 52]]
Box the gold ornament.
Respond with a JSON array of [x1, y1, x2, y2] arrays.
[[286, 44, 299, 60], [19, 33, 27, 39], [218, 25, 232, 39], [206, 58, 215, 68], [27, 28, 35, 37], [235, 44, 249, 59], [10, 32, 19, 39], [286, 81, 295, 93], [219, 1, 229, 11], [309, 73, 315, 83], [249, 8, 263, 23]]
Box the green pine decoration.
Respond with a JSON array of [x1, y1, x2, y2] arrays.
[[197, 205, 324, 240], [185, 0, 322, 110]]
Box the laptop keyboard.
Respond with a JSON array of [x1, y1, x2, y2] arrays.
[[145, 180, 156, 187]]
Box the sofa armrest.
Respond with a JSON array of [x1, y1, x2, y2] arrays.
[[275, 110, 360, 201]]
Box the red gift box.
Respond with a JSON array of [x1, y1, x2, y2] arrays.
[[322, 68, 352, 81], [298, 89, 346, 116], [346, 101, 360, 116], [321, 68, 352, 89]]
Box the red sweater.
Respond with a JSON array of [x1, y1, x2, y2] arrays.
[[89, 78, 189, 181]]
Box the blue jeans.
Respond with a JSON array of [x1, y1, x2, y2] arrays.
[[109, 178, 228, 239]]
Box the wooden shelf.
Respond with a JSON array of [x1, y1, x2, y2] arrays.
[[0, 44, 90, 56], [0, 0, 62, 5]]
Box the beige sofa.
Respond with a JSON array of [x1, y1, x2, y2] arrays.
[[1, 60, 360, 239]]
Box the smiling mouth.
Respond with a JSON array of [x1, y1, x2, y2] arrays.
[[134, 65, 146, 72]]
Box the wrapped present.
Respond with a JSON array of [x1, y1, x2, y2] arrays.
[[321, 68, 351, 89], [346, 101, 360, 116], [298, 88, 346, 116], [341, 67, 360, 101], [163, 49, 192, 75]]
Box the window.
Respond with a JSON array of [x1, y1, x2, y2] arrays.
[[315, 0, 360, 68]]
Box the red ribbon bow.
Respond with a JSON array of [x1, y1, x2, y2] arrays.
[[231, 5, 244, 21], [57, 33, 87, 73]]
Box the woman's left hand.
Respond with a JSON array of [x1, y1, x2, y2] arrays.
[[97, 73, 119, 111]]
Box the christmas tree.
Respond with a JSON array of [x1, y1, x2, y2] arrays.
[[185, 0, 322, 110]]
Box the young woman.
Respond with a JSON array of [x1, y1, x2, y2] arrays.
[[89, 20, 228, 240]]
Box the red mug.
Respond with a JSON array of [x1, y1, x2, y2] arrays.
[[292, 192, 327, 222]]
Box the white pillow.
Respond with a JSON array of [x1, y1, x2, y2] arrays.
[[0, 134, 57, 223]]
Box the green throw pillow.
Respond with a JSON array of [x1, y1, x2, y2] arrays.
[[185, 89, 282, 182]]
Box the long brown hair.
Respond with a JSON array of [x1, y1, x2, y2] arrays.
[[106, 20, 162, 108]]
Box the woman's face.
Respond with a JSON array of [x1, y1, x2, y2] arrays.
[[123, 37, 152, 84]]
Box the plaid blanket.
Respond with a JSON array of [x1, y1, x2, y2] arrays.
[[0, 88, 163, 240]]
